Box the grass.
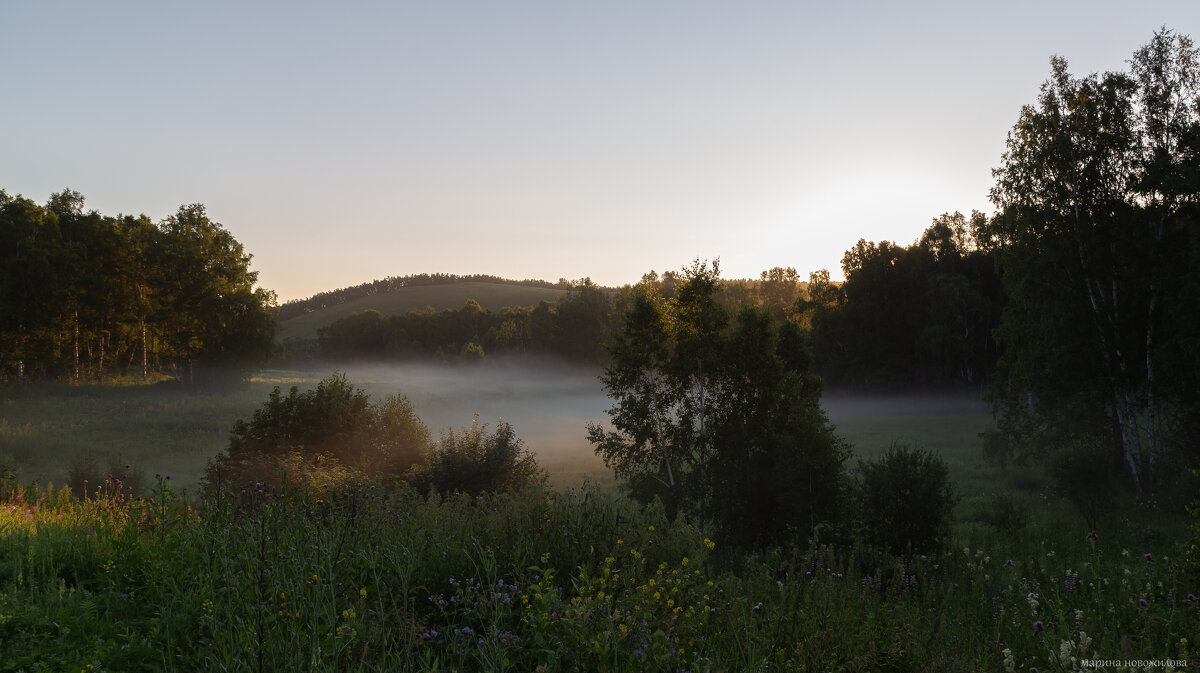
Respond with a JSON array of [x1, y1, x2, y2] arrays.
[[0, 375, 1196, 670], [0, 371, 999, 498], [276, 282, 568, 340], [0, 476, 1194, 672]]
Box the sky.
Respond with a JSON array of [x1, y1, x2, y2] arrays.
[[3, 2, 1198, 302]]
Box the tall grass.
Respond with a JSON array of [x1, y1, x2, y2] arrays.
[[1, 475, 1194, 672]]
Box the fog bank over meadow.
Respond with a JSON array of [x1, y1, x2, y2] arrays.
[[317, 358, 990, 483]]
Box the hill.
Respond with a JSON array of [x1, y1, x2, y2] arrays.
[[276, 281, 568, 339]]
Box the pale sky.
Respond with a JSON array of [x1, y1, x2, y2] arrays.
[[3, 2, 1197, 302]]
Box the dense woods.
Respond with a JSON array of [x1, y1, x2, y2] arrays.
[[0, 190, 276, 387]]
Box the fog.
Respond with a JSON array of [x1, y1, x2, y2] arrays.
[[317, 359, 990, 484], [334, 358, 614, 483]]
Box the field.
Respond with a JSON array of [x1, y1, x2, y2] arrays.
[[0, 365, 997, 495], [1, 368, 1196, 671], [276, 282, 569, 340]]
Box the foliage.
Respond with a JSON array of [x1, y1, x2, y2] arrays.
[[277, 273, 571, 322], [1, 473, 1195, 672], [0, 190, 276, 387], [205, 374, 430, 490], [589, 261, 850, 549], [407, 418, 544, 496], [856, 444, 956, 555], [973, 492, 1030, 533], [1049, 439, 1117, 532], [314, 280, 614, 365], [984, 29, 1200, 492], [802, 212, 1003, 390]]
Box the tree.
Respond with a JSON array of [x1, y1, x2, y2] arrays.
[[0, 192, 64, 384], [588, 260, 850, 548], [153, 204, 276, 388], [986, 29, 1200, 491], [753, 266, 802, 321], [554, 278, 612, 363]]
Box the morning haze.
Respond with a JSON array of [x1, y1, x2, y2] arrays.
[[1, 5, 1198, 669]]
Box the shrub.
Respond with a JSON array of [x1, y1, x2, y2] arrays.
[[1049, 438, 1116, 531], [0, 457, 18, 501], [975, 492, 1029, 532], [205, 373, 429, 490], [856, 444, 956, 555], [408, 417, 544, 496]]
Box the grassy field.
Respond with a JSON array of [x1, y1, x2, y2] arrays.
[[0, 368, 999, 497], [276, 282, 568, 340], [1, 473, 1194, 671], [0, 372, 1196, 671]]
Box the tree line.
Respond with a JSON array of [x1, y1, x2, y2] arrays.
[[277, 273, 573, 322], [302, 229, 1004, 392], [0, 190, 276, 387], [4, 29, 1195, 503], [306, 278, 616, 365]]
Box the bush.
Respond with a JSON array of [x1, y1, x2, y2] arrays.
[[1049, 438, 1116, 531], [408, 417, 545, 496], [974, 492, 1029, 532], [856, 444, 956, 555], [205, 373, 430, 490]]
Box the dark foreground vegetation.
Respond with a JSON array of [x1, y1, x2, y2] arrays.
[[1, 471, 1197, 672]]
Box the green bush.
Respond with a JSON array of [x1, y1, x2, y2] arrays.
[[1049, 438, 1116, 531], [974, 492, 1029, 532], [205, 373, 429, 490], [856, 444, 956, 555], [408, 417, 544, 496]]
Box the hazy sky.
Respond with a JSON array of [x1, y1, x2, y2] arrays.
[[4, 2, 1197, 302]]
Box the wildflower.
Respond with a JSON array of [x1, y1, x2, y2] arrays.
[[359, 588, 367, 598], [1188, 593, 1197, 601], [1143, 553, 1152, 562], [1005, 559, 1014, 567], [1139, 598, 1147, 606], [1002, 647, 1016, 673], [649, 525, 654, 532], [704, 538, 715, 550], [1033, 620, 1043, 632], [753, 602, 763, 613], [1086, 530, 1098, 540]]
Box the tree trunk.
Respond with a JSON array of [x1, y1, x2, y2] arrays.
[[141, 317, 148, 380], [73, 310, 80, 383], [96, 330, 106, 382]]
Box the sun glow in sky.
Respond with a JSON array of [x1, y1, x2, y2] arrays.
[[3, 1, 1198, 301]]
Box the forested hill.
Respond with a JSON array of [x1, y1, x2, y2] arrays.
[[277, 274, 575, 321], [275, 281, 576, 340]]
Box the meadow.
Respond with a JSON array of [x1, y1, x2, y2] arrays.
[[0, 368, 1196, 671]]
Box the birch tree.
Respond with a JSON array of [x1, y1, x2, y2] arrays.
[[988, 29, 1200, 491]]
